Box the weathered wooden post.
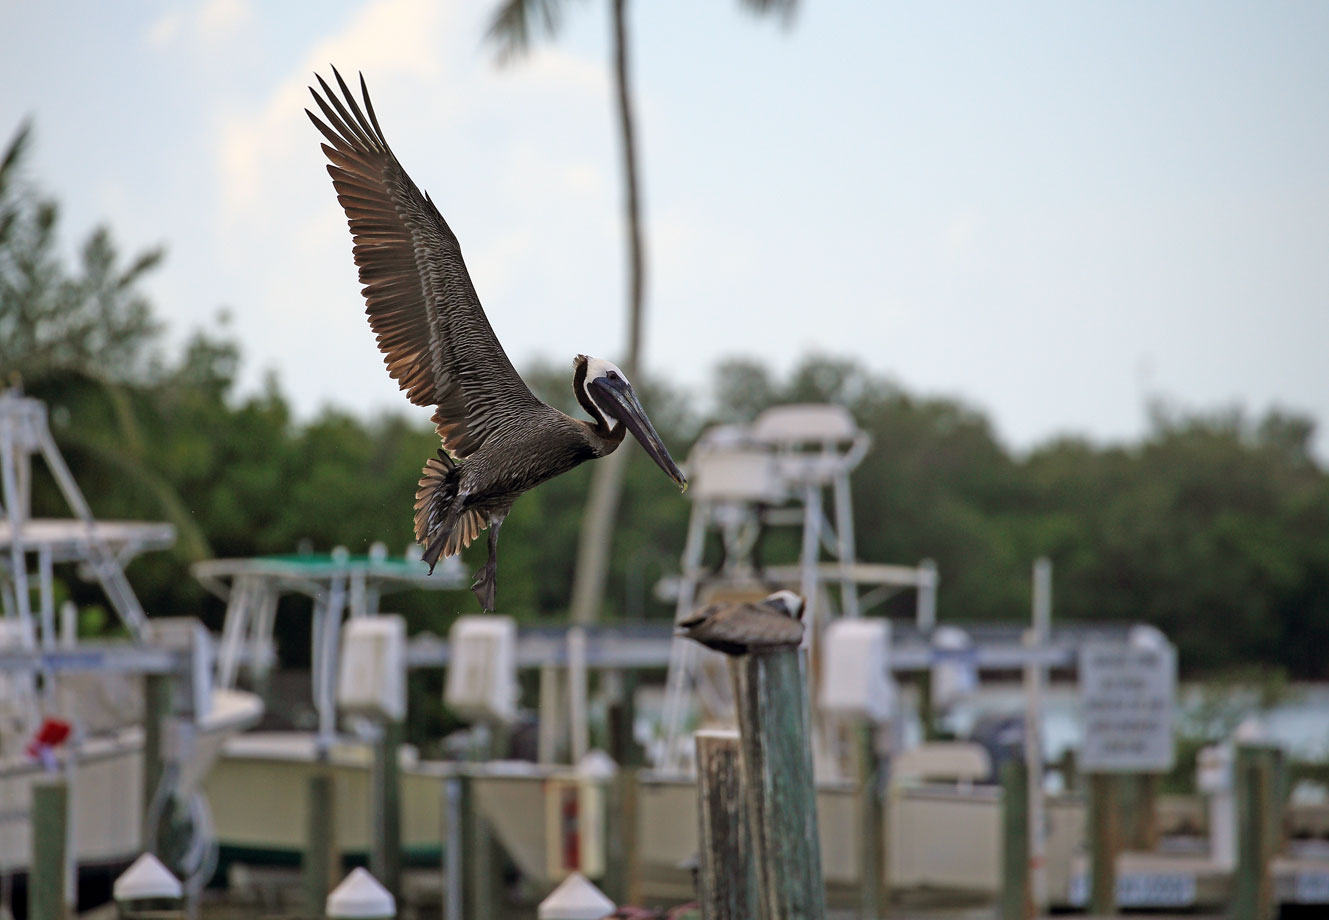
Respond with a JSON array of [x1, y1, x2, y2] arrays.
[[602, 765, 638, 907], [458, 765, 499, 919], [677, 591, 824, 920], [370, 719, 404, 899], [1088, 772, 1120, 915], [1129, 772, 1160, 849], [695, 729, 756, 919], [856, 725, 887, 920], [442, 770, 462, 920], [305, 768, 339, 915], [31, 778, 68, 920], [142, 672, 171, 855], [1001, 757, 1031, 920], [1234, 744, 1279, 920], [1264, 746, 1287, 879], [729, 647, 827, 919], [604, 676, 641, 907]]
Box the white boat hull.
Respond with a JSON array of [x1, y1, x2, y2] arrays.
[[0, 688, 262, 878]]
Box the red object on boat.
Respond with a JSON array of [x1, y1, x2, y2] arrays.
[[25, 717, 72, 758]]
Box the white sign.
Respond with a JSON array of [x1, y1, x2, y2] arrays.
[[1068, 871, 1196, 908], [1293, 871, 1329, 904], [1080, 641, 1176, 773]]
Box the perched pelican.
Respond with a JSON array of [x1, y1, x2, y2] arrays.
[[307, 68, 687, 611], [677, 590, 805, 656]]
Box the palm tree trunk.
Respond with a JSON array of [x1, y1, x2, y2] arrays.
[[614, 0, 645, 372], [569, 0, 643, 624]]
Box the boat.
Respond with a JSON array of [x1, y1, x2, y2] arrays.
[[0, 392, 263, 915]]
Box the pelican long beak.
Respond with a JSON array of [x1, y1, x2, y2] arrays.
[[591, 376, 688, 490]]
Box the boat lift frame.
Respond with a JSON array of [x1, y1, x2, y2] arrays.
[[194, 550, 465, 748], [655, 405, 940, 772], [0, 392, 174, 646]]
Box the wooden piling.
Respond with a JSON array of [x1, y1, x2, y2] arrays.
[[605, 678, 642, 906], [142, 672, 171, 854], [1088, 772, 1119, 915], [1264, 747, 1287, 878], [443, 772, 462, 920], [1234, 745, 1277, 920], [728, 648, 827, 920], [371, 720, 404, 902], [31, 778, 68, 920], [695, 729, 756, 920], [1000, 757, 1031, 920], [1112, 772, 1159, 852], [857, 725, 886, 920], [602, 768, 638, 907], [304, 769, 339, 916], [457, 766, 498, 919]]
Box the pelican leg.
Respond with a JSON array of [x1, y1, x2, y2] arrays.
[[471, 516, 504, 611]]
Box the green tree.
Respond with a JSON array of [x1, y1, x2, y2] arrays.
[[0, 122, 211, 584], [0, 123, 164, 386]]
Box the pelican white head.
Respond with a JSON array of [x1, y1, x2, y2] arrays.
[[765, 590, 806, 620], [574, 354, 687, 491], [579, 356, 630, 427]]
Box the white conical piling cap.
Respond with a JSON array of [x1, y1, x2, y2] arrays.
[[576, 749, 618, 780], [326, 867, 396, 919], [113, 853, 183, 902], [538, 872, 616, 920]]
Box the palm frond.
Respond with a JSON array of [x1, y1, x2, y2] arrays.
[[485, 0, 577, 65], [0, 120, 33, 197], [737, 0, 798, 25]]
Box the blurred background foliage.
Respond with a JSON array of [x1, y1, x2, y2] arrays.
[[5, 120, 1329, 693]]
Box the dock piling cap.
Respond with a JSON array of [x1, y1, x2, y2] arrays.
[[326, 867, 396, 919], [538, 872, 616, 920], [114, 853, 183, 902]]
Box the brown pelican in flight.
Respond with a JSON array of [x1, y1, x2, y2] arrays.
[[307, 68, 687, 611], [677, 590, 806, 656]]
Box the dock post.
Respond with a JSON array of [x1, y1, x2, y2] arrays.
[[695, 729, 756, 920], [142, 671, 171, 855], [1001, 757, 1031, 920], [457, 766, 498, 919], [370, 719, 403, 903], [857, 724, 886, 920], [305, 768, 339, 916], [601, 767, 637, 907], [1122, 772, 1160, 850], [1234, 744, 1276, 920], [441, 771, 466, 920], [1264, 747, 1286, 877], [729, 648, 827, 920], [31, 778, 68, 920], [1088, 772, 1119, 915], [604, 682, 641, 907]]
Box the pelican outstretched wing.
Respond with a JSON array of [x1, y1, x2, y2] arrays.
[[307, 67, 542, 459]]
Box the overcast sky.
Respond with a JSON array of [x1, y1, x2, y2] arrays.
[[3, 0, 1326, 457]]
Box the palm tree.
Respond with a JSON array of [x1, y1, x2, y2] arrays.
[[488, 0, 797, 623]]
